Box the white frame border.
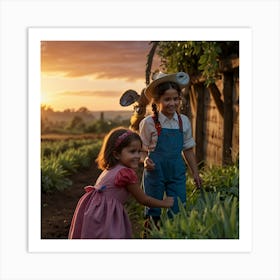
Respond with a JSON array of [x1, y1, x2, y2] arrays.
[[28, 27, 252, 253]]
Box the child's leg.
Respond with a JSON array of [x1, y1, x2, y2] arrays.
[[142, 169, 164, 238], [143, 169, 165, 217]]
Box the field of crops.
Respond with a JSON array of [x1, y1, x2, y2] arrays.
[[41, 138, 102, 193], [41, 137, 239, 239]]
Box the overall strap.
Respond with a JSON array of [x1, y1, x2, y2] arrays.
[[177, 112, 183, 133], [152, 112, 183, 136], [152, 115, 162, 136]]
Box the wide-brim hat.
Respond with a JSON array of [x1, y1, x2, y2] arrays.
[[144, 71, 190, 101]]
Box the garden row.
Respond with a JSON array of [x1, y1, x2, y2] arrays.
[[41, 139, 102, 193], [41, 138, 239, 239]]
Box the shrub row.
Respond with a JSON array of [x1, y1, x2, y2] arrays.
[[41, 140, 101, 193]]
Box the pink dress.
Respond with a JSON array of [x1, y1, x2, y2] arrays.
[[68, 164, 138, 239]]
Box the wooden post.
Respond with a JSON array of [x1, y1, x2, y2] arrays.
[[194, 83, 205, 166], [223, 73, 233, 165], [181, 88, 192, 120], [208, 83, 224, 118]]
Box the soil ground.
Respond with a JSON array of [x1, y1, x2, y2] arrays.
[[41, 162, 144, 239]]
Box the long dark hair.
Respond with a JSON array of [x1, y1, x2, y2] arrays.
[[95, 127, 142, 170]]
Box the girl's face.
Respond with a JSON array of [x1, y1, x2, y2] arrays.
[[115, 139, 142, 170], [158, 88, 181, 118]]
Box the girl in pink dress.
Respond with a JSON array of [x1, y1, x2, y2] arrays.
[[68, 127, 174, 239]]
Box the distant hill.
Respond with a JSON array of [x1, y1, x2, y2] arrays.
[[90, 110, 133, 121], [41, 109, 133, 124]]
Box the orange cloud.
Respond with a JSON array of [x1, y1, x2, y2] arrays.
[[56, 90, 120, 98], [41, 41, 160, 81]]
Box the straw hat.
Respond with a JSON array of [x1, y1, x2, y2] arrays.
[[144, 71, 190, 101]]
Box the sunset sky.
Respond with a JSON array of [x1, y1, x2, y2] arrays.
[[41, 41, 161, 112]]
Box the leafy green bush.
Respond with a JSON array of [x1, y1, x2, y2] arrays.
[[41, 139, 101, 193], [41, 159, 72, 192], [147, 163, 239, 239]]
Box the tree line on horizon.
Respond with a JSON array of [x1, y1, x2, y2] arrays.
[[41, 105, 131, 134]]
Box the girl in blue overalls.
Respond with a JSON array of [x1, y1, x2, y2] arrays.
[[139, 72, 202, 226]]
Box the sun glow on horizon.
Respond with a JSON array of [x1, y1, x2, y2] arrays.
[[40, 91, 52, 105], [41, 75, 147, 112], [40, 89, 136, 112], [40, 41, 160, 112]]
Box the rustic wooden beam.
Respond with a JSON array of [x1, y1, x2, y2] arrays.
[[190, 75, 205, 84], [208, 83, 224, 118], [219, 57, 239, 72], [194, 83, 205, 166], [222, 72, 234, 165]]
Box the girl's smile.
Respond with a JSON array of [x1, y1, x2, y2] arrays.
[[115, 140, 142, 170], [158, 88, 181, 118]]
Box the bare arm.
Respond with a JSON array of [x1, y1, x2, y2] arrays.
[[182, 148, 202, 188], [126, 183, 173, 208]]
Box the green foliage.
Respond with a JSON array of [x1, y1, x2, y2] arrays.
[[190, 164, 239, 201], [41, 139, 95, 157], [66, 116, 85, 131], [41, 106, 131, 134], [147, 163, 239, 239], [41, 139, 102, 193], [84, 119, 130, 134], [125, 196, 146, 239], [156, 41, 238, 86], [41, 159, 72, 192]]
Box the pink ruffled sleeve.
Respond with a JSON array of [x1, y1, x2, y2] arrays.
[[114, 168, 138, 187]]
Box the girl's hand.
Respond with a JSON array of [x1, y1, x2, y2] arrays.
[[163, 196, 174, 208], [144, 156, 155, 171], [194, 175, 203, 189]]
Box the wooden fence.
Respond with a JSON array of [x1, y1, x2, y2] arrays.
[[183, 59, 239, 166]]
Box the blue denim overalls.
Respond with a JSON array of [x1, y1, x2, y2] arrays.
[[143, 113, 186, 218]]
